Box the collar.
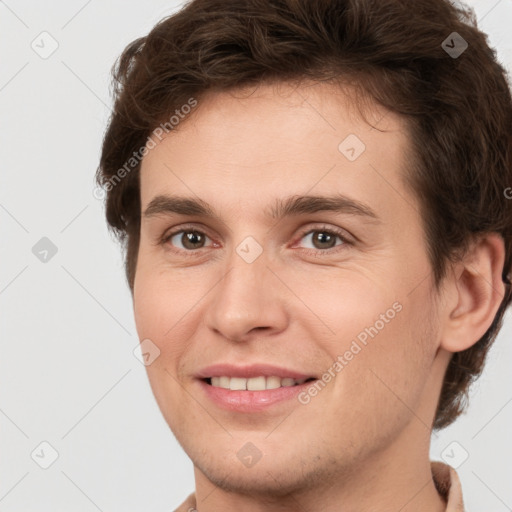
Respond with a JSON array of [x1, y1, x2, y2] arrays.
[[174, 461, 465, 511], [431, 461, 465, 511]]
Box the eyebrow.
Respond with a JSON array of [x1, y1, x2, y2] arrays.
[[143, 193, 380, 224]]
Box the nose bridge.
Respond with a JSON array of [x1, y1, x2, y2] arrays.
[[220, 239, 270, 314], [205, 237, 286, 340]]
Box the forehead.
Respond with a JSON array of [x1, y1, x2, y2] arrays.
[[139, 80, 415, 223]]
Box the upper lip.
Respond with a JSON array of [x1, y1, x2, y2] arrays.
[[196, 363, 317, 380]]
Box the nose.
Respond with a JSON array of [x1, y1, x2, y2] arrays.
[[203, 243, 289, 342]]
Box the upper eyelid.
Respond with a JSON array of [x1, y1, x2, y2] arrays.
[[294, 224, 351, 242]]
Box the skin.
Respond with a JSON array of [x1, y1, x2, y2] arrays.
[[133, 80, 505, 511]]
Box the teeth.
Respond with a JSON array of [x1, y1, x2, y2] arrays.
[[209, 376, 310, 390], [247, 376, 266, 391], [229, 377, 246, 390], [266, 376, 281, 389], [219, 376, 230, 388]]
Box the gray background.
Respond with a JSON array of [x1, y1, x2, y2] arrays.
[[0, 0, 511, 510]]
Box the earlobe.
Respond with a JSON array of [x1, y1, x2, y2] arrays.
[[440, 233, 506, 353]]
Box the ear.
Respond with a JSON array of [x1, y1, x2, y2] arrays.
[[439, 233, 507, 352]]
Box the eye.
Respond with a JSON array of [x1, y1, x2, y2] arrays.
[[160, 224, 351, 256], [162, 227, 215, 252], [294, 225, 350, 254]]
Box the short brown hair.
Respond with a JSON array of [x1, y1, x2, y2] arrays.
[[97, 0, 512, 429]]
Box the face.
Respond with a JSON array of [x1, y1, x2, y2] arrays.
[[134, 81, 448, 497]]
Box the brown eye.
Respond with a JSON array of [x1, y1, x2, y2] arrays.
[[165, 229, 212, 251], [310, 231, 338, 249], [299, 229, 345, 251], [181, 231, 206, 249]]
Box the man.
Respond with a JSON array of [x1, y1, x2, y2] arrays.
[[97, 0, 512, 510]]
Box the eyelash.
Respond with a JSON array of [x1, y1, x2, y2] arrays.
[[160, 223, 352, 257]]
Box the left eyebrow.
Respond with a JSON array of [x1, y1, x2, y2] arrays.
[[143, 193, 381, 224], [267, 194, 380, 223]]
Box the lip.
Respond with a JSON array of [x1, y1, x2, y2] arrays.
[[195, 363, 319, 413], [197, 378, 317, 412], [196, 363, 316, 380]]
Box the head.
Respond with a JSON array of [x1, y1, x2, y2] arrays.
[[97, 0, 512, 497]]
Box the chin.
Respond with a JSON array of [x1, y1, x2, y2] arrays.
[[196, 459, 312, 498], [189, 437, 344, 500]]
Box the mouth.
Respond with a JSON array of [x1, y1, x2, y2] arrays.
[[196, 363, 321, 411], [203, 375, 317, 390]]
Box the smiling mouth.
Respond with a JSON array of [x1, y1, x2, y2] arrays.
[[203, 376, 317, 391]]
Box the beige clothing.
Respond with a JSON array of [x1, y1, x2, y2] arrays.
[[174, 461, 465, 511]]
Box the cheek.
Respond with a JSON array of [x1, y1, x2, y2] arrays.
[[298, 270, 435, 407], [133, 261, 202, 344], [288, 267, 401, 351], [133, 267, 196, 426]]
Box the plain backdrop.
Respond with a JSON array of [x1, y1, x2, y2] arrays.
[[0, 1, 511, 511]]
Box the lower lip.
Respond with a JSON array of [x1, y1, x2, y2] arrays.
[[198, 379, 317, 412]]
